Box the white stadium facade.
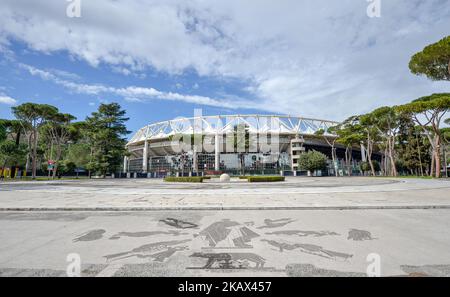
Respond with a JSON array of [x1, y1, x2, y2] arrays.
[[124, 114, 373, 177]]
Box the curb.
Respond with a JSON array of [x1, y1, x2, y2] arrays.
[[1, 205, 450, 211]]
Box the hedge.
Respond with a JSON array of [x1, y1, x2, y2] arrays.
[[247, 176, 285, 182], [164, 177, 204, 183]]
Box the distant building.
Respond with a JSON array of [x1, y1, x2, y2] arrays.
[[125, 115, 374, 176]]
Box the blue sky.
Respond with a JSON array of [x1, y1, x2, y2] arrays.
[[0, 40, 263, 133], [0, 0, 449, 136]]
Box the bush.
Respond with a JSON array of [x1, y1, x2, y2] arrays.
[[298, 150, 327, 172], [360, 160, 381, 172], [247, 176, 285, 182], [164, 177, 204, 183], [239, 176, 249, 179], [62, 161, 77, 174]]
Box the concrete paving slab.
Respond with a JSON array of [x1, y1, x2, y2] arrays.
[[0, 209, 449, 277]]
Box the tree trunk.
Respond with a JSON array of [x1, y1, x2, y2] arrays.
[[367, 151, 375, 176], [366, 138, 375, 176], [25, 132, 32, 175], [52, 145, 62, 179], [10, 130, 21, 179], [389, 153, 397, 176], [444, 149, 448, 178], [435, 145, 441, 178], [430, 153, 435, 177], [32, 130, 38, 179], [434, 135, 442, 178], [323, 137, 339, 177], [345, 146, 352, 176], [331, 147, 338, 177], [388, 137, 397, 176], [416, 133, 424, 176], [368, 159, 375, 176], [385, 149, 389, 176]]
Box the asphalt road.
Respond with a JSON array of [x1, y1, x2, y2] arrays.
[[0, 209, 449, 277]]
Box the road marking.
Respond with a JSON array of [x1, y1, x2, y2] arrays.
[[96, 263, 124, 277]]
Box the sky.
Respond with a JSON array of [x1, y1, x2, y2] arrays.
[[0, 0, 449, 136]]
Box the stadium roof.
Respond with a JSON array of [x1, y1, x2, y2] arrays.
[[128, 114, 339, 146]]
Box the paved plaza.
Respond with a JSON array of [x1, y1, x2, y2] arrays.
[[0, 177, 449, 210], [0, 177, 449, 277], [0, 209, 450, 277]]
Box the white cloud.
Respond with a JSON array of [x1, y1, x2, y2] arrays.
[[20, 63, 243, 109], [1, 0, 449, 120], [0, 95, 17, 105]]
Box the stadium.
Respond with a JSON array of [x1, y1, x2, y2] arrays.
[[125, 114, 371, 177]]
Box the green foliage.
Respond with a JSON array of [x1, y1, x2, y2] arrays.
[[442, 127, 450, 143], [61, 161, 77, 173], [12, 103, 58, 127], [85, 103, 130, 175], [3, 102, 130, 178], [370, 106, 401, 133], [39, 111, 77, 177], [0, 119, 24, 146], [398, 93, 450, 115], [397, 93, 449, 177], [164, 176, 204, 183], [396, 117, 432, 174], [11, 103, 59, 178], [333, 116, 364, 147], [298, 150, 328, 172], [64, 143, 91, 169], [360, 160, 380, 172], [247, 176, 285, 182], [0, 140, 27, 167], [0, 120, 7, 142], [409, 36, 450, 81]]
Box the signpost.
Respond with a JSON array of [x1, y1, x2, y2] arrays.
[[47, 160, 55, 179]]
